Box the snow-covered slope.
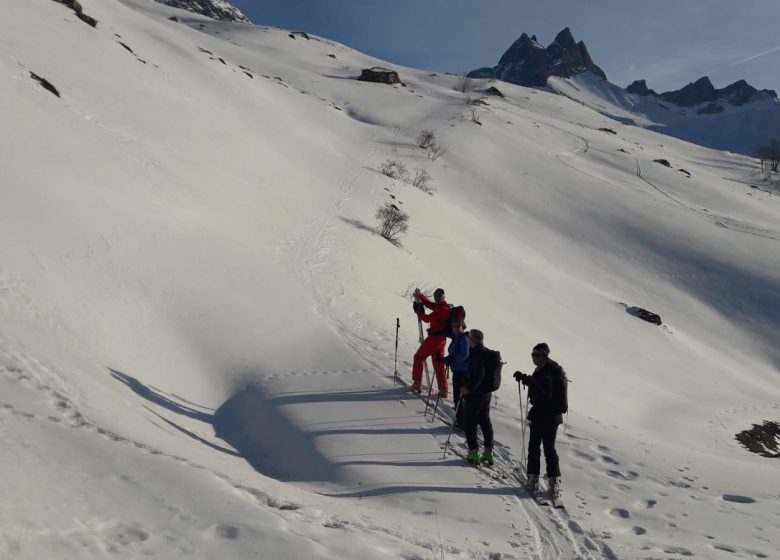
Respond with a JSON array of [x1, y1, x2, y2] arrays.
[[2, 1, 779, 559], [551, 73, 780, 156]]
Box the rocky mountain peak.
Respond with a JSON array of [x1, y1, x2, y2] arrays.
[[469, 27, 606, 87], [153, 0, 250, 23], [629, 76, 776, 108]]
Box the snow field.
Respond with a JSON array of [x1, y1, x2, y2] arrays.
[[1, 0, 778, 558]]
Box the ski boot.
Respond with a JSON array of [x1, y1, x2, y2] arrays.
[[466, 450, 481, 465], [526, 474, 539, 498], [549, 476, 563, 507], [438, 388, 448, 400], [480, 449, 495, 466], [411, 380, 422, 393]]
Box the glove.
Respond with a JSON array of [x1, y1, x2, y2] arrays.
[[412, 301, 423, 313], [435, 355, 447, 365], [513, 371, 526, 382]]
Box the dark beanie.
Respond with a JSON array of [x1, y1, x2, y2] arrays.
[[434, 288, 445, 298], [533, 342, 550, 357]]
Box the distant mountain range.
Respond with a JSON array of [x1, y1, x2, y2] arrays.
[[153, 0, 250, 23], [470, 28, 780, 155]]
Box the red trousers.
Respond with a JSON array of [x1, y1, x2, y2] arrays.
[[412, 335, 448, 389]]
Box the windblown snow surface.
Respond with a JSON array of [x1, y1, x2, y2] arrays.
[[1, 1, 779, 559]]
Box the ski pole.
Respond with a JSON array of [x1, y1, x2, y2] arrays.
[[442, 398, 463, 458], [518, 383, 527, 472], [430, 365, 448, 421], [393, 317, 399, 387], [424, 368, 435, 418]]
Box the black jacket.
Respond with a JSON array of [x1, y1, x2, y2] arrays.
[[524, 360, 567, 425], [464, 344, 490, 399]]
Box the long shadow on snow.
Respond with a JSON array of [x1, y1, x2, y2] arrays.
[[322, 484, 522, 498], [614, 221, 780, 370], [110, 369, 341, 483]]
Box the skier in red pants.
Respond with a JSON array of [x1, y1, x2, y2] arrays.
[[411, 287, 450, 397]]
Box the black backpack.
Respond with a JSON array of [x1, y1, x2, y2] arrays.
[[482, 347, 503, 392], [435, 305, 466, 338], [552, 366, 569, 414]]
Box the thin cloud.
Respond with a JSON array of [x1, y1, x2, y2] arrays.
[[717, 45, 780, 71]]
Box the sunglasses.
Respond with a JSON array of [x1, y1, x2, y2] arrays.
[[531, 352, 543, 357]]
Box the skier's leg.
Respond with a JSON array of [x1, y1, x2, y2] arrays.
[[542, 423, 561, 478], [480, 396, 494, 451], [463, 397, 479, 454], [411, 343, 426, 386], [452, 372, 464, 426], [429, 337, 447, 391], [527, 422, 542, 476]]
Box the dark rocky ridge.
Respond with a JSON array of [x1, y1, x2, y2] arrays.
[[629, 76, 777, 107], [469, 27, 606, 87], [153, 0, 250, 23]]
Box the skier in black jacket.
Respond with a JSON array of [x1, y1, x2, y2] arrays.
[[461, 329, 494, 466], [514, 342, 567, 501]]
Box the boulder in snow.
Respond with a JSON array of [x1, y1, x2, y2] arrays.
[[358, 67, 401, 85], [626, 306, 662, 325]]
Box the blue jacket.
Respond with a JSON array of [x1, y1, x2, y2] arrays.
[[446, 333, 469, 371]]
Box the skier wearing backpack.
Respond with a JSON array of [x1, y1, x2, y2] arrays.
[[437, 320, 468, 428], [411, 288, 450, 397], [514, 342, 567, 503], [461, 329, 495, 466]]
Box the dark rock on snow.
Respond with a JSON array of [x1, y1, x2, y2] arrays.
[[485, 86, 505, 97], [653, 159, 672, 168], [52, 0, 98, 27], [358, 67, 401, 85], [735, 421, 780, 458], [30, 72, 61, 97], [626, 307, 662, 325], [152, 0, 250, 23]]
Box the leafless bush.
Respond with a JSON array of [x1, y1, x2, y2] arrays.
[[416, 129, 437, 150], [399, 283, 434, 300], [426, 142, 449, 161], [379, 157, 410, 181], [470, 109, 482, 125], [756, 138, 780, 173], [455, 73, 473, 94], [411, 169, 435, 194], [375, 203, 409, 244]]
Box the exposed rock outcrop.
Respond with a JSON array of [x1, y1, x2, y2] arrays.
[[153, 0, 250, 23], [469, 28, 606, 87], [358, 67, 401, 85]]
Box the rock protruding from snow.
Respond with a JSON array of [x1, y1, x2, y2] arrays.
[[469, 27, 606, 87], [153, 0, 250, 23], [626, 307, 662, 325], [358, 67, 401, 85]]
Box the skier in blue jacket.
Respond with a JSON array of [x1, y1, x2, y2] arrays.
[[439, 321, 468, 427]]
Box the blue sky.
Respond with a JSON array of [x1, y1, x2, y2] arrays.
[[231, 1, 780, 93]]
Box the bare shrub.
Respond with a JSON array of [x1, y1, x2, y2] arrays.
[[379, 157, 409, 181], [411, 169, 435, 194], [756, 138, 780, 173], [426, 142, 449, 161], [375, 203, 409, 244], [416, 129, 437, 150], [455, 73, 473, 94], [470, 109, 482, 125]]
